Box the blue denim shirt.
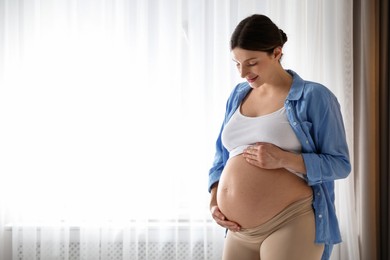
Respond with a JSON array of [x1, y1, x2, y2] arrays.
[[208, 70, 351, 260]]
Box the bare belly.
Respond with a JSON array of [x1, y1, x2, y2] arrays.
[[217, 155, 312, 228]]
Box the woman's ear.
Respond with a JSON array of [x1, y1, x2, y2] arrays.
[[273, 47, 283, 59]]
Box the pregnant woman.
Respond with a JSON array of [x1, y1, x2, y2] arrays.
[[208, 14, 351, 260]]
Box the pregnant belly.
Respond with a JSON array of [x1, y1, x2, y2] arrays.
[[217, 155, 312, 228]]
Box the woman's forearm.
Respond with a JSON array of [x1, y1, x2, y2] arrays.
[[281, 151, 307, 174]]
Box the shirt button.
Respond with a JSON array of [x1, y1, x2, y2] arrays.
[[318, 214, 323, 218], [285, 100, 289, 104], [306, 140, 309, 144], [317, 192, 321, 196], [288, 106, 292, 110], [293, 122, 297, 126]]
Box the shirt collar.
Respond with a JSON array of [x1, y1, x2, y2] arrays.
[[286, 69, 305, 101]]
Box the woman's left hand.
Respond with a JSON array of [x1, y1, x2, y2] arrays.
[[242, 142, 284, 169]]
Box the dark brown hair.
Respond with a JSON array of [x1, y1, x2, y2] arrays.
[[230, 14, 288, 55]]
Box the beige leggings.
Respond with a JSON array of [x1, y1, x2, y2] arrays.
[[222, 196, 324, 260]]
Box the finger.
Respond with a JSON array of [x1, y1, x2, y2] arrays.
[[211, 207, 226, 220], [217, 219, 241, 231], [252, 145, 258, 151], [225, 222, 241, 232], [211, 210, 241, 230], [245, 158, 263, 169], [243, 146, 256, 155], [212, 212, 226, 222], [243, 153, 257, 160]]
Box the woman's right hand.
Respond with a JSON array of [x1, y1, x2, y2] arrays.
[[209, 184, 241, 232], [210, 204, 241, 232]]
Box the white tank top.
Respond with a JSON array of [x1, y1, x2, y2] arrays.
[[221, 106, 302, 158]]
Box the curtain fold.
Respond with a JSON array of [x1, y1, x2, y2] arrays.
[[379, 0, 389, 259], [0, 0, 358, 259], [353, 0, 389, 259], [353, 0, 379, 257]]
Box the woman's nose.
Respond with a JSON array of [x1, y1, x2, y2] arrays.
[[239, 67, 248, 78]]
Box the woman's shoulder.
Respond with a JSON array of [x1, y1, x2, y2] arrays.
[[302, 83, 340, 112], [288, 70, 337, 102], [223, 82, 251, 113], [227, 81, 251, 100], [303, 80, 334, 97], [232, 81, 251, 92]]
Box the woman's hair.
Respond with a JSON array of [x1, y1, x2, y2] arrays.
[[230, 14, 288, 54]]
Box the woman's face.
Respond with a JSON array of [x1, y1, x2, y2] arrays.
[[231, 47, 280, 88]]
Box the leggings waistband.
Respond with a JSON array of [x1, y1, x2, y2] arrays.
[[235, 196, 313, 241]]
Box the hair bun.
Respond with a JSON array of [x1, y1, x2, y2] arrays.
[[279, 29, 288, 45]]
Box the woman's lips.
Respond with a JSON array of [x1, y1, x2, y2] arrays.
[[247, 76, 258, 83]]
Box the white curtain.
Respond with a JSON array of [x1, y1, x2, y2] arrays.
[[0, 0, 358, 259]]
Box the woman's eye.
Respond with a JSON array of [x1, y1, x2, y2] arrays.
[[248, 63, 257, 66]]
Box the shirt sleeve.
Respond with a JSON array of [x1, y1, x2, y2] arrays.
[[208, 127, 225, 192], [301, 88, 351, 185]]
